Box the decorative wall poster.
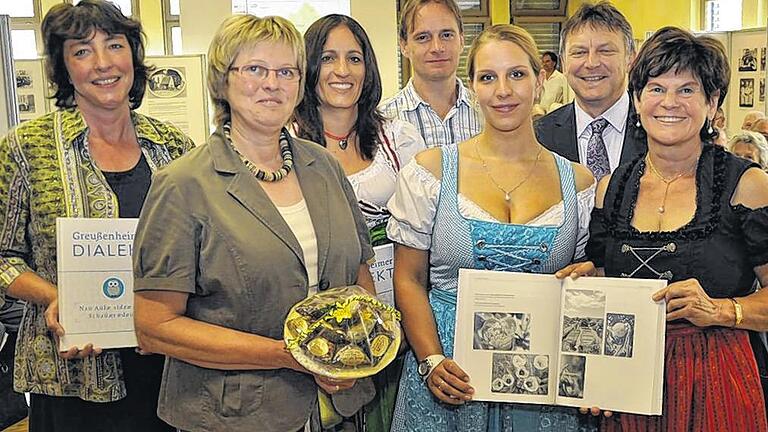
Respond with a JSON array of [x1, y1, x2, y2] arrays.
[[761, 47, 766, 71], [740, 78, 755, 107], [232, 0, 350, 33], [454, 270, 667, 415], [56, 218, 139, 350], [14, 59, 49, 122], [760, 78, 765, 103], [739, 48, 758, 71], [136, 55, 208, 145]]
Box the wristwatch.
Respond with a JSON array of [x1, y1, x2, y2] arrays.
[[417, 354, 446, 380]]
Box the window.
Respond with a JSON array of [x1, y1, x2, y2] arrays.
[[513, 19, 564, 55], [511, 0, 567, 64], [73, 0, 139, 17], [170, 26, 182, 55], [458, 0, 488, 17], [163, 0, 181, 55], [0, 2, 35, 18], [169, 0, 180, 16], [2, 0, 41, 59], [457, 19, 487, 84], [10, 29, 38, 59], [510, 0, 567, 17], [703, 0, 742, 31]]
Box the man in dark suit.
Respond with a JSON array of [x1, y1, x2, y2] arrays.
[[536, 2, 646, 179]]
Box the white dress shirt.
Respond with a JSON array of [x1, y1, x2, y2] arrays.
[[574, 92, 630, 172]]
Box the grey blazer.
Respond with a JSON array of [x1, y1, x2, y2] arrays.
[[133, 129, 375, 432]]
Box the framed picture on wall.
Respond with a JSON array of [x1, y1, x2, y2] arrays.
[[740, 78, 755, 107], [739, 48, 758, 72], [14, 59, 49, 122], [760, 78, 765, 103], [761, 48, 766, 72]]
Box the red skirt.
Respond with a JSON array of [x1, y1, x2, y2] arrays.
[[602, 322, 767, 432]]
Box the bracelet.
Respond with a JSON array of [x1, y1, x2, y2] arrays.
[[730, 298, 743, 327]]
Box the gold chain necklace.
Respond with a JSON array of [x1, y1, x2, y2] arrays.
[[645, 155, 698, 223], [474, 139, 544, 202]]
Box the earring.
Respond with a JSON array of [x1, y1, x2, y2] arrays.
[[636, 119, 641, 128], [707, 119, 714, 134]]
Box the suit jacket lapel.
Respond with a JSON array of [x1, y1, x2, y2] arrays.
[[210, 130, 305, 266], [556, 104, 580, 162], [292, 140, 331, 281]]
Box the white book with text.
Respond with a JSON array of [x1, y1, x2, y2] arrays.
[[454, 269, 667, 415]]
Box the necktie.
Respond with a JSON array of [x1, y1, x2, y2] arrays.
[[586, 118, 610, 180]]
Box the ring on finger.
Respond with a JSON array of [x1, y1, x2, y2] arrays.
[[334, 385, 340, 392], [435, 378, 444, 390]]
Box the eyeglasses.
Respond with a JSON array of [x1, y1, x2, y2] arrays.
[[228, 64, 301, 82]]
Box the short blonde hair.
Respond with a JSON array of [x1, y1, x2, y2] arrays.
[[729, 131, 768, 168], [466, 24, 542, 82], [207, 15, 306, 127]]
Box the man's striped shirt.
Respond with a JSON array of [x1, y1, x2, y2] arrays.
[[380, 79, 482, 148]]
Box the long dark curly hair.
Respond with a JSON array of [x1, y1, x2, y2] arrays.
[[293, 15, 385, 160]]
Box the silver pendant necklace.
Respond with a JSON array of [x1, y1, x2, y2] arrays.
[[474, 139, 544, 202]]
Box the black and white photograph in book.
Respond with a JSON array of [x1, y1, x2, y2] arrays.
[[740, 78, 755, 108], [560, 289, 606, 355], [561, 317, 604, 355], [491, 353, 549, 396], [558, 354, 586, 399], [604, 313, 635, 358], [474, 312, 531, 351], [739, 48, 758, 71], [760, 78, 765, 103], [761, 47, 766, 71]]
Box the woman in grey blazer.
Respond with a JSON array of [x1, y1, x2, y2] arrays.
[[132, 15, 375, 432]]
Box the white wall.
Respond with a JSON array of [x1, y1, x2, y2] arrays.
[[178, 0, 231, 56], [179, 0, 400, 97], [351, 0, 398, 98]]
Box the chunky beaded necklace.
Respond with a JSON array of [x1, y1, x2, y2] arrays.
[[223, 123, 294, 182]]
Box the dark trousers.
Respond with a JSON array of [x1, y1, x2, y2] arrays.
[[29, 349, 173, 432], [0, 332, 28, 429]]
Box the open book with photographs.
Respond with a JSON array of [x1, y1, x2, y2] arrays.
[[454, 270, 667, 415]]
